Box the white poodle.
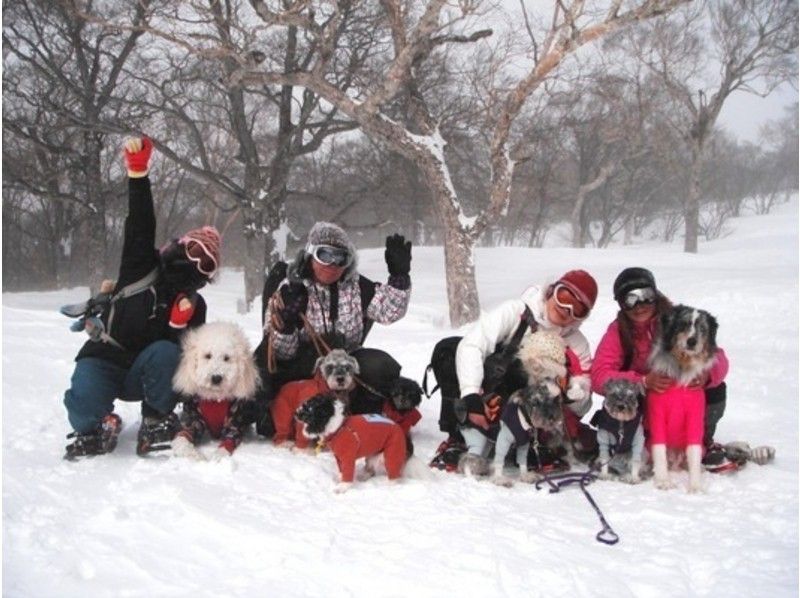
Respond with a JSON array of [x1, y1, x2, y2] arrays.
[[171, 321, 260, 460]]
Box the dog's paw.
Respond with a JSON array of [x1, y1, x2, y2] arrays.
[[357, 466, 376, 482], [171, 435, 205, 460], [211, 447, 232, 462], [654, 475, 675, 490], [598, 470, 615, 481], [620, 473, 642, 484], [333, 481, 352, 494], [519, 470, 543, 484], [457, 453, 490, 477], [492, 475, 514, 488]]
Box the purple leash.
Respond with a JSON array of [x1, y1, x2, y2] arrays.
[[535, 471, 619, 545]]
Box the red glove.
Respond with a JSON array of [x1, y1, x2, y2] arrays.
[[169, 293, 196, 329], [124, 136, 153, 178]]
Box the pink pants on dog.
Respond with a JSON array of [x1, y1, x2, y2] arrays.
[[646, 385, 705, 449]]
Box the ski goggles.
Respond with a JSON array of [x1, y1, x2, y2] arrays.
[[553, 283, 590, 320], [621, 287, 656, 310], [306, 243, 351, 267], [181, 237, 218, 278]]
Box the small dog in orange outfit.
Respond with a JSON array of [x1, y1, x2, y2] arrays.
[[270, 349, 358, 448], [295, 393, 407, 493]]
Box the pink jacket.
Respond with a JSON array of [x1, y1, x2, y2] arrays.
[[591, 319, 729, 395]]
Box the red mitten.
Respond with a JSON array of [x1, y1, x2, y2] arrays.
[[124, 136, 153, 178], [169, 293, 196, 329]]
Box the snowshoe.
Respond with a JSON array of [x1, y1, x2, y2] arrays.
[[136, 412, 180, 456], [702, 442, 741, 474], [429, 438, 467, 472], [64, 413, 122, 460]]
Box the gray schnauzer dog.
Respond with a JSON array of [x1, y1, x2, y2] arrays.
[[487, 381, 564, 487], [316, 349, 359, 395], [590, 378, 648, 484]]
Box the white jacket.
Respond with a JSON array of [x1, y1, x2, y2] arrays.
[[455, 285, 593, 416]]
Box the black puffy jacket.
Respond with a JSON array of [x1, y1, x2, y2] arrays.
[[75, 177, 206, 369]]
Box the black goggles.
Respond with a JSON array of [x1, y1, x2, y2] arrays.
[[306, 243, 351, 267], [621, 287, 656, 309]]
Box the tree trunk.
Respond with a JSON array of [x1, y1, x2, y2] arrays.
[[84, 132, 107, 293], [442, 225, 480, 328], [684, 140, 702, 253]]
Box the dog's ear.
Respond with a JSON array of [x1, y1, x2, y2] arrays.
[[348, 354, 360, 375], [234, 353, 261, 399], [172, 327, 201, 396], [314, 355, 326, 374], [705, 311, 718, 354], [658, 310, 676, 351]]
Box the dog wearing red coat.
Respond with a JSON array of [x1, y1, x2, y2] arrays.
[[647, 305, 718, 493], [295, 393, 407, 493], [270, 349, 358, 449]]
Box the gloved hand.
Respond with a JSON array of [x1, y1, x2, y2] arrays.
[[643, 371, 672, 393], [169, 293, 197, 329], [124, 136, 153, 178], [384, 234, 412, 276], [457, 392, 501, 424], [274, 282, 308, 333]]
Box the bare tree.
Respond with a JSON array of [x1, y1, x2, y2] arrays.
[[231, 0, 689, 325], [633, 0, 798, 252], [3, 0, 155, 290]]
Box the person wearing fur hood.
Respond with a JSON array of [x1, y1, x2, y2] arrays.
[[252, 223, 412, 435], [265, 222, 411, 369]]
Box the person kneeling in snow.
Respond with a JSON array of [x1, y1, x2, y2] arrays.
[[62, 136, 221, 459]]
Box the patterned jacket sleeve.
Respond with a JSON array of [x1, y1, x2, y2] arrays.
[[219, 400, 249, 451], [365, 281, 411, 324], [178, 399, 208, 444]]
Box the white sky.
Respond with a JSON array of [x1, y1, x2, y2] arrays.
[[715, 82, 797, 143]]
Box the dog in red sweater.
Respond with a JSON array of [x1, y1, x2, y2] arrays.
[[270, 349, 358, 448], [647, 305, 718, 493], [382, 377, 423, 458], [171, 322, 260, 459], [296, 393, 407, 493]]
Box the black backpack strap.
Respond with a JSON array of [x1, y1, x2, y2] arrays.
[[501, 305, 537, 360], [422, 363, 438, 398], [358, 275, 377, 342]]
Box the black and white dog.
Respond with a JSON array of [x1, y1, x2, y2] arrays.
[[647, 304, 718, 492], [383, 377, 424, 458]]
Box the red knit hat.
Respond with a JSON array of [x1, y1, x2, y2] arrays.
[[557, 270, 598, 310], [180, 226, 221, 278]]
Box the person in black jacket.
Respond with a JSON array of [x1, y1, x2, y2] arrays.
[[63, 136, 221, 459]]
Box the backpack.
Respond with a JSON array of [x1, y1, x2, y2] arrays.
[[60, 267, 160, 351]]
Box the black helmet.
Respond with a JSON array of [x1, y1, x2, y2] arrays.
[[613, 267, 656, 301]]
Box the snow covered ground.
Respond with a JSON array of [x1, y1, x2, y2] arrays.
[[3, 200, 798, 597]]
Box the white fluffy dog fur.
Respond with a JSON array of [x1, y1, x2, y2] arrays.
[[171, 321, 260, 459]]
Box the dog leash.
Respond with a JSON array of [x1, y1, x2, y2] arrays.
[[535, 471, 619, 545]]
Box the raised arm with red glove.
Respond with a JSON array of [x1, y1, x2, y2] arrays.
[[124, 136, 153, 178]]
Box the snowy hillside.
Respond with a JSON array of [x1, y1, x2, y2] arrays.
[[3, 200, 798, 597]]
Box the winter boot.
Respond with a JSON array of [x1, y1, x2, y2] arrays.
[[64, 413, 122, 460], [723, 441, 775, 466], [702, 442, 740, 473], [429, 436, 467, 472], [136, 412, 180, 456]]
